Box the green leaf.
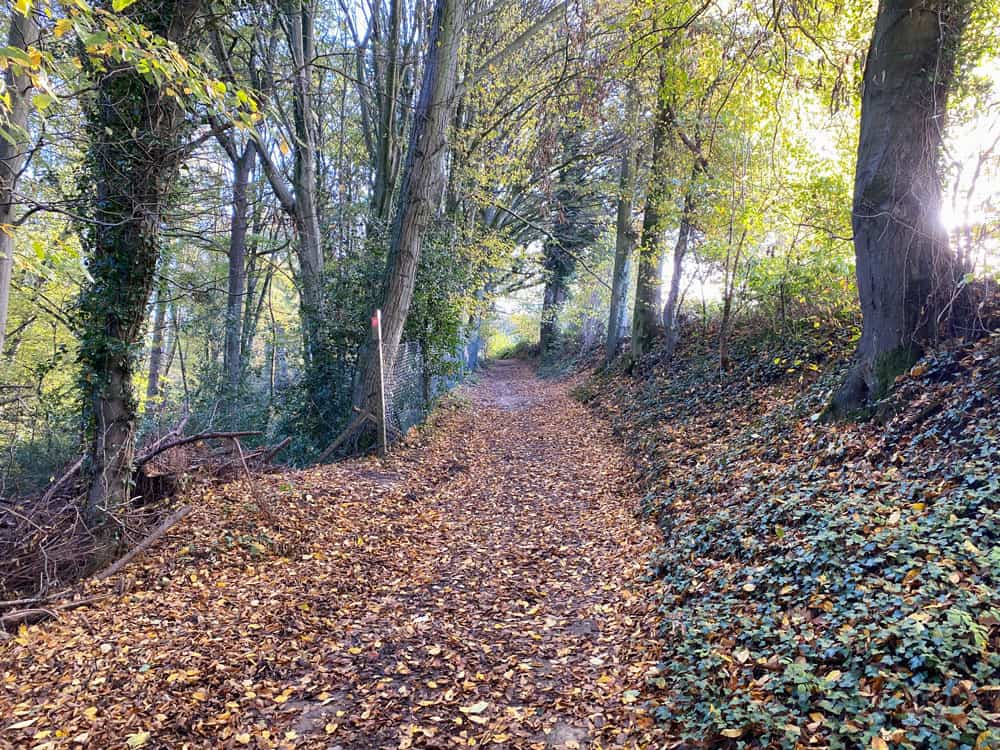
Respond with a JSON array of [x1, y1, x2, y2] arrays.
[[32, 93, 55, 112], [112, 0, 139, 10], [0, 46, 34, 67]]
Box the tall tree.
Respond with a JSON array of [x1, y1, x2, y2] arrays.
[[0, 5, 39, 356], [250, 1, 327, 372], [354, 0, 467, 417], [605, 88, 638, 363], [539, 129, 598, 356], [79, 0, 204, 524], [833, 0, 972, 411], [631, 36, 670, 361], [217, 137, 256, 392]]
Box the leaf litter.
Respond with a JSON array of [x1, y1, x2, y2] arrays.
[[1, 359, 669, 749]]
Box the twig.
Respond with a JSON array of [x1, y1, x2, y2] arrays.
[[135, 431, 262, 467], [261, 437, 292, 463], [94, 506, 193, 581], [0, 594, 115, 630], [39, 457, 85, 504]]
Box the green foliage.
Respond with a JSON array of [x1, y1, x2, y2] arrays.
[[586, 326, 1000, 748]]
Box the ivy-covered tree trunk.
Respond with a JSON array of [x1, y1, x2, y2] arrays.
[[539, 240, 572, 356], [832, 0, 970, 412], [631, 47, 670, 361], [0, 7, 39, 356], [79, 0, 202, 525]]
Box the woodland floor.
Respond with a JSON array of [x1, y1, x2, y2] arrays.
[[1, 360, 670, 750]]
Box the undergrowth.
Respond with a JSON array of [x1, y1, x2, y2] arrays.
[[581, 323, 1000, 749]]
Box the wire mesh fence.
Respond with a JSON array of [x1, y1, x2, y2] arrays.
[[383, 339, 478, 444]]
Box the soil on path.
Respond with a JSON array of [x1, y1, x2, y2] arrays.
[[2, 361, 668, 749]]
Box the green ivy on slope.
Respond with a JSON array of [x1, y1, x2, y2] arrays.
[[584, 327, 1000, 749]]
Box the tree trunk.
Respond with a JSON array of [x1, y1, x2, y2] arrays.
[[355, 0, 466, 416], [605, 147, 636, 363], [539, 241, 572, 356], [662, 186, 696, 360], [79, 0, 202, 525], [0, 7, 39, 356], [146, 276, 168, 399], [832, 0, 970, 412], [580, 288, 602, 353], [224, 142, 255, 391], [283, 0, 326, 365], [631, 49, 670, 361]]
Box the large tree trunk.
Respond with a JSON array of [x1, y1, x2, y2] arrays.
[[0, 7, 39, 356], [224, 142, 255, 391], [833, 0, 970, 412], [354, 0, 466, 417], [79, 0, 202, 525], [631, 50, 670, 361]]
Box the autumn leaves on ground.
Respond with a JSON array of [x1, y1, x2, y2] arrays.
[[1, 361, 667, 749]]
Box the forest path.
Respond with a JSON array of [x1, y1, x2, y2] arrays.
[[1, 361, 668, 749]]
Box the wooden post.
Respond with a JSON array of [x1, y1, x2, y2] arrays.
[[372, 309, 388, 457]]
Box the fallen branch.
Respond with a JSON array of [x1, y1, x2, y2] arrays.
[[39, 456, 84, 504], [318, 411, 374, 463], [135, 431, 262, 467], [1, 607, 58, 629], [0, 594, 115, 630], [261, 436, 292, 463], [95, 505, 193, 581], [140, 415, 190, 457]]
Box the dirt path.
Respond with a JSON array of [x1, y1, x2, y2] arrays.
[[2, 362, 668, 749]]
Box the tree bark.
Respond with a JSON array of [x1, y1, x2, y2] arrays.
[[832, 0, 970, 412], [605, 146, 636, 363], [539, 240, 572, 356], [662, 184, 696, 360], [79, 0, 203, 525], [354, 0, 466, 416], [631, 48, 670, 361], [0, 7, 39, 356], [223, 142, 255, 391], [146, 276, 168, 400]]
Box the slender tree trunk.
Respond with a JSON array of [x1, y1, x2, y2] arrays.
[[0, 8, 39, 355], [355, 0, 466, 415], [224, 142, 255, 390], [580, 288, 602, 353], [832, 0, 971, 412], [79, 0, 202, 525], [662, 186, 696, 360], [283, 0, 326, 365], [718, 230, 745, 371], [631, 49, 670, 361], [146, 276, 168, 399], [605, 147, 636, 362]]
